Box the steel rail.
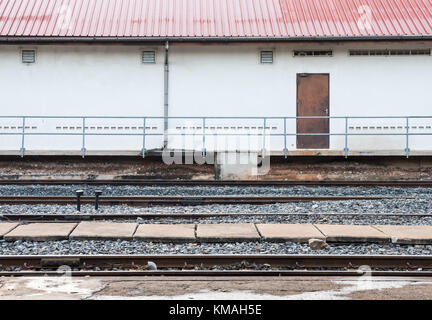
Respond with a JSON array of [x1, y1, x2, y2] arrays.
[[1, 212, 430, 222], [0, 255, 432, 277], [1, 180, 432, 187], [0, 195, 398, 206]]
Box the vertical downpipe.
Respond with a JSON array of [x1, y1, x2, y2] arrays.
[[163, 41, 170, 148]]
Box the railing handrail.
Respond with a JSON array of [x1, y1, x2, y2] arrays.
[[1, 115, 432, 119], [0, 115, 431, 159]]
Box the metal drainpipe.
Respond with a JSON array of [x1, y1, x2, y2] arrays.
[[163, 41, 169, 148]]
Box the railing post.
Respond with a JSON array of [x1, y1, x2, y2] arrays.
[[283, 117, 288, 158], [202, 117, 206, 157], [20, 117, 26, 158], [81, 117, 86, 158], [344, 117, 349, 158], [262, 118, 267, 156], [405, 117, 410, 158], [142, 117, 147, 158]]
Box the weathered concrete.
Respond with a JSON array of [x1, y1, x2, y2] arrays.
[[0, 156, 214, 181], [0, 223, 19, 238], [374, 225, 432, 244], [70, 222, 137, 240], [1, 276, 431, 300], [4, 222, 432, 245], [1, 156, 432, 182], [315, 224, 390, 243], [4, 223, 77, 242], [215, 152, 264, 180], [196, 224, 260, 242], [0, 276, 105, 300], [134, 224, 195, 242], [256, 224, 324, 242]]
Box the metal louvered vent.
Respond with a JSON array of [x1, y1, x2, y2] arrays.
[[22, 50, 36, 63], [349, 49, 431, 56], [260, 51, 273, 63], [142, 51, 156, 63], [294, 50, 333, 57]]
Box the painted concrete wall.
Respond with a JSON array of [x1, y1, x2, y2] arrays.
[[0, 42, 431, 154], [169, 42, 432, 153], [0, 45, 164, 151]]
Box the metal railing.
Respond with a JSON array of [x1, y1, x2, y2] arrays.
[[0, 115, 431, 158]]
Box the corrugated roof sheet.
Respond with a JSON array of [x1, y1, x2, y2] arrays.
[[0, 0, 431, 39]]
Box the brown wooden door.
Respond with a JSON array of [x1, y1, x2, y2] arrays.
[[297, 73, 329, 149]]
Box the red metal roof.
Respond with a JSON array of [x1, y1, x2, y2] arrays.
[[0, 0, 432, 39]]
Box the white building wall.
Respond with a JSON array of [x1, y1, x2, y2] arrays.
[[169, 43, 432, 153], [0, 45, 165, 151], [0, 42, 431, 154]]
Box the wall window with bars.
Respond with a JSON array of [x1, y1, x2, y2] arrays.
[[293, 50, 333, 57], [21, 49, 36, 63], [349, 49, 431, 56], [142, 51, 156, 63], [260, 51, 274, 63]]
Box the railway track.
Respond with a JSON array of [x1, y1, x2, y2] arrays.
[[0, 195, 399, 206], [1, 179, 432, 187], [0, 212, 430, 222], [0, 254, 431, 277]]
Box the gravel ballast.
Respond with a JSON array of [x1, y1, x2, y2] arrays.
[[1, 201, 432, 225], [1, 184, 432, 197], [2, 185, 431, 257], [2, 239, 432, 256], [1, 185, 431, 225]]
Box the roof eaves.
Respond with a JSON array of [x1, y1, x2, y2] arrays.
[[1, 35, 432, 43]]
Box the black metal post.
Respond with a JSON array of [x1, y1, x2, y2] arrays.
[[95, 190, 102, 210], [76, 190, 84, 212]]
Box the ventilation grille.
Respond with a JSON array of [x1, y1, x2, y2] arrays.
[[260, 51, 273, 63], [142, 51, 156, 63], [55, 126, 159, 131], [294, 50, 333, 57], [22, 50, 36, 63], [349, 125, 432, 131], [174, 126, 278, 131], [349, 49, 431, 56], [0, 126, 37, 130]]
